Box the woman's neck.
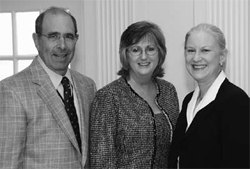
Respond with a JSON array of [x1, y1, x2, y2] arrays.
[[198, 70, 222, 99], [197, 79, 215, 100], [127, 75, 154, 90], [127, 76, 158, 112]]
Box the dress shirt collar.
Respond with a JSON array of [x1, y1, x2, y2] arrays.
[[37, 56, 73, 89]]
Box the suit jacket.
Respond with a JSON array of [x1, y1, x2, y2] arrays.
[[169, 79, 249, 168], [0, 57, 96, 169]]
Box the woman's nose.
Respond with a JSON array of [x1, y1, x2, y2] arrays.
[[140, 50, 148, 59], [193, 51, 202, 61]]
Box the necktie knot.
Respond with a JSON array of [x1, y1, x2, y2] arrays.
[[61, 77, 72, 99], [61, 76, 71, 89]]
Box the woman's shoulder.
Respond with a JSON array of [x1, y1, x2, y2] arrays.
[[219, 78, 249, 99], [155, 78, 178, 94], [155, 78, 175, 88], [95, 77, 127, 96]]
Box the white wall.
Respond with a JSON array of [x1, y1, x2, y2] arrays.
[[1, 0, 194, 108], [133, 0, 195, 107], [82, 0, 195, 108], [1, 0, 248, 109], [194, 0, 249, 96]]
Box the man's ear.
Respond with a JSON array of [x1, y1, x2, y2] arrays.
[[32, 33, 40, 50], [75, 33, 79, 42]]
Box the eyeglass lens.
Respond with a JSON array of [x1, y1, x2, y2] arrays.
[[129, 45, 157, 56], [41, 32, 76, 43]]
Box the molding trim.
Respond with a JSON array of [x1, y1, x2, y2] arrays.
[[194, 0, 249, 94], [96, 0, 133, 88]]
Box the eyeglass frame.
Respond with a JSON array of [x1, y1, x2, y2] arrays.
[[127, 45, 159, 56], [39, 32, 78, 43]]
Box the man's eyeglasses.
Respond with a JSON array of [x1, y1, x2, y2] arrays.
[[40, 32, 78, 43], [127, 45, 158, 56]]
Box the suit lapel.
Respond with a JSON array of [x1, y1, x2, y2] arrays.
[[71, 72, 90, 160], [30, 57, 80, 153], [181, 80, 229, 141], [184, 79, 229, 138], [72, 76, 89, 130], [185, 100, 216, 138]]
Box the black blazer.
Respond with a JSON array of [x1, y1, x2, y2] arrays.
[[169, 79, 249, 168]]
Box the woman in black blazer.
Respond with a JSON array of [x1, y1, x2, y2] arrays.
[[169, 23, 249, 168]]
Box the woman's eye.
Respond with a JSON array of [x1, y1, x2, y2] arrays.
[[148, 46, 156, 51], [132, 48, 139, 52], [202, 49, 210, 53], [131, 47, 140, 52]]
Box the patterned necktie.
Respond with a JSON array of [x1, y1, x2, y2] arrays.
[[61, 76, 81, 152]]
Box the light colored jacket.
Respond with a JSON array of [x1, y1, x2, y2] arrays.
[[0, 56, 96, 169]]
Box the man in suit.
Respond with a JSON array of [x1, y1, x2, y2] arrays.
[[0, 6, 96, 168]]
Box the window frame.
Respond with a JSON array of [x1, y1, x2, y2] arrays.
[[0, 10, 40, 78]]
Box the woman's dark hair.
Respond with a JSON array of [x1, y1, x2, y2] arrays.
[[117, 21, 167, 78]]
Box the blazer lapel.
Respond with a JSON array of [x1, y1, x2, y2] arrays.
[[184, 80, 229, 138], [71, 72, 90, 160], [185, 101, 216, 138], [30, 57, 80, 153], [73, 77, 89, 132]]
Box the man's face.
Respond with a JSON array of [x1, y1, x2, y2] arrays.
[[33, 12, 78, 76]]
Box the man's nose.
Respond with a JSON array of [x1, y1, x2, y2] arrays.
[[57, 36, 66, 49]]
